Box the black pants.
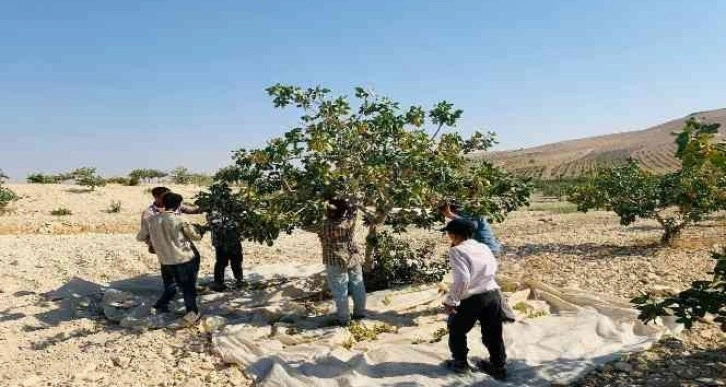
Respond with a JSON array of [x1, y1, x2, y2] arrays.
[[155, 258, 199, 314], [447, 290, 506, 367], [213, 243, 243, 284]]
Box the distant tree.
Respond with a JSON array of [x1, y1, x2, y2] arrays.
[[170, 166, 192, 185], [569, 118, 726, 244], [0, 169, 17, 211], [128, 169, 167, 183], [106, 176, 139, 186], [531, 177, 586, 199], [26, 173, 61, 184], [68, 167, 106, 191], [188, 173, 213, 186]]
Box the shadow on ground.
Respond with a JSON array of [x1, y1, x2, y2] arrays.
[[12, 271, 328, 350]]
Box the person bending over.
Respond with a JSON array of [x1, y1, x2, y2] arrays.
[[439, 201, 502, 256]]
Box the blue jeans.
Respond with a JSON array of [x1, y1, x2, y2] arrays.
[[154, 258, 199, 314], [325, 264, 366, 323], [476, 219, 502, 256]]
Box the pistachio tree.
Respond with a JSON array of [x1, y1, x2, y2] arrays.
[[569, 118, 726, 244], [630, 118, 726, 330], [199, 85, 530, 275], [69, 167, 106, 191]]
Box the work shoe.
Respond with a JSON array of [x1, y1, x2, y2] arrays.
[[476, 359, 507, 381], [445, 359, 471, 374], [234, 279, 248, 289], [351, 313, 367, 321], [152, 303, 170, 314], [208, 282, 227, 292], [182, 311, 201, 326]]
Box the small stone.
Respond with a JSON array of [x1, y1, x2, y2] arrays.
[[646, 376, 665, 387], [200, 316, 227, 333], [696, 377, 724, 386], [20, 375, 41, 386], [111, 355, 131, 368], [674, 365, 701, 379], [613, 361, 633, 373], [82, 372, 103, 382], [662, 338, 686, 350]]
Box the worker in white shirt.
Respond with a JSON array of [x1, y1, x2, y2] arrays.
[[441, 218, 507, 380]]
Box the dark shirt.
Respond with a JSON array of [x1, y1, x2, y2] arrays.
[[206, 211, 241, 250]]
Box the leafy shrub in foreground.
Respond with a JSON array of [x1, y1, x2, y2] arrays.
[[633, 248, 726, 331], [363, 232, 449, 292]]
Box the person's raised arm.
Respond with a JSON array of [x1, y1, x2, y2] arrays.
[[181, 221, 203, 242], [341, 210, 358, 231], [442, 204, 461, 221], [180, 203, 202, 215]]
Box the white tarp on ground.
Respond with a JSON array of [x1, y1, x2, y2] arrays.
[[212, 264, 674, 387]]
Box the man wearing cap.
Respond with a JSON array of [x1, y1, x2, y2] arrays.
[[441, 218, 507, 380]]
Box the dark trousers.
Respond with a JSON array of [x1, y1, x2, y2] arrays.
[[155, 258, 199, 314], [447, 290, 506, 367], [213, 243, 243, 284]]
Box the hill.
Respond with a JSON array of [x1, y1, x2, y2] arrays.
[[475, 108, 726, 179]]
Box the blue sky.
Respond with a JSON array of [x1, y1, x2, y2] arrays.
[[1, 0, 725, 180]]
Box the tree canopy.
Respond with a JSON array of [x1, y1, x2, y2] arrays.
[[197, 85, 531, 259]]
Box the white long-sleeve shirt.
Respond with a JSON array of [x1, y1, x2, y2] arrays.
[[444, 239, 499, 306]]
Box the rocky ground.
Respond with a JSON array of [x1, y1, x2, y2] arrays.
[[0, 184, 724, 386]]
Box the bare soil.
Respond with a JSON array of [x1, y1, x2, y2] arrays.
[[0, 184, 723, 386]]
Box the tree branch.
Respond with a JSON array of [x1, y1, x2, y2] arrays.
[[431, 123, 444, 140]]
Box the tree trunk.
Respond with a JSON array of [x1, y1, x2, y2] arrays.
[[364, 210, 388, 266], [660, 220, 687, 245]]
